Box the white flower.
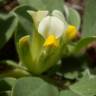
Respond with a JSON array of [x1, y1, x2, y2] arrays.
[[27, 10, 77, 47]]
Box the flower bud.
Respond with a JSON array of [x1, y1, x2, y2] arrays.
[[18, 35, 34, 71], [65, 25, 77, 40]]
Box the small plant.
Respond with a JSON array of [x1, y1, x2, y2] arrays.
[[0, 0, 96, 96]]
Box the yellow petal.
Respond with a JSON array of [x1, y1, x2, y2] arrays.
[[43, 35, 58, 47], [65, 25, 77, 40]]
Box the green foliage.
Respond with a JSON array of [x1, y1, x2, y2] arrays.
[[0, 13, 18, 49], [0, 60, 30, 78], [18, 0, 64, 11], [14, 6, 33, 41], [70, 73, 96, 96], [60, 90, 79, 96], [0, 0, 96, 96], [12, 77, 59, 96], [0, 78, 16, 91], [82, 0, 96, 37], [0, 78, 16, 96], [0, 91, 11, 96], [64, 5, 81, 29], [74, 36, 96, 54]]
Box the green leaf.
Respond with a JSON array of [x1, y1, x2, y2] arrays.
[[70, 75, 96, 96], [17, 0, 64, 11], [0, 78, 16, 92], [0, 13, 18, 49], [64, 5, 81, 29], [12, 77, 59, 96], [82, 0, 96, 37], [74, 36, 96, 53], [42, 0, 64, 11], [0, 60, 27, 71], [14, 6, 33, 40], [60, 90, 79, 96], [0, 60, 30, 78], [64, 71, 78, 80], [13, 5, 33, 56], [0, 91, 11, 96], [17, 0, 45, 10]]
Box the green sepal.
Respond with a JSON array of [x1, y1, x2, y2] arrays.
[[18, 33, 44, 74], [18, 35, 34, 72], [38, 47, 62, 74]]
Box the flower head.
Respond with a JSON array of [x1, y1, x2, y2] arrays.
[[38, 15, 66, 47], [18, 10, 79, 74]]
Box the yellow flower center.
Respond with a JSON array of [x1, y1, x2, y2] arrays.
[[43, 35, 58, 47], [65, 25, 77, 40]]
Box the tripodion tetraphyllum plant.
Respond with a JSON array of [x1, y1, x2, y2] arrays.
[[18, 10, 78, 74], [0, 0, 96, 96]]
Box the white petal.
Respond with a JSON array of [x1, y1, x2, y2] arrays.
[[27, 10, 49, 28], [52, 10, 68, 26], [38, 16, 66, 38], [38, 16, 50, 38], [52, 10, 65, 22], [49, 16, 65, 38]]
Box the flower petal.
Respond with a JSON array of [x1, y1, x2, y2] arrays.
[[52, 10, 67, 25], [49, 16, 65, 38], [27, 10, 48, 28], [44, 35, 58, 47], [38, 16, 65, 38], [65, 25, 77, 40]]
